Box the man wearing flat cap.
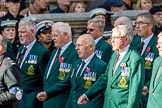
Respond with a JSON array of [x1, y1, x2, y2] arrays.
[[0, 19, 19, 61], [37, 20, 56, 53], [104, 0, 125, 12], [149, 5, 162, 36]]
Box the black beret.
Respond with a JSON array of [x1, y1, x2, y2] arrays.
[[6, 0, 20, 3], [149, 6, 162, 14]]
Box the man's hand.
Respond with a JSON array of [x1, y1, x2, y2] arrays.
[[36, 92, 47, 101], [142, 86, 149, 96], [77, 95, 88, 105]]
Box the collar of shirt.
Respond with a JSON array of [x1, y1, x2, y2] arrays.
[[77, 53, 95, 76], [83, 53, 95, 65], [114, 45, 130, 73], [20, 39, 36, 68], [119, 44, 130, 59], [141, 34, 153, 55], [60, 41, 72, 56], [95, 37, 102, 45]]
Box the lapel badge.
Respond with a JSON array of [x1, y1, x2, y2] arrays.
[[27, 65, 35, 75]]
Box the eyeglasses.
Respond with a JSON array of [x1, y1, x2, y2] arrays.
[[154, 13, 162, 17], [87, 28, 95, 32], [134, 21, 150, 26], [110, 36, 126, 39]]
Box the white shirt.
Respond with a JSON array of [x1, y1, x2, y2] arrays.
[[95, 37, 102, 45], [141, 34, 153, 55], [76, 53, 95, 76], [113, 45, 130, 73], [20, 39, 36, 68]]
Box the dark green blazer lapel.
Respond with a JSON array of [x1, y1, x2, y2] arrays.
[[44, 49, 57, 80], [130, 35, 141, 51], [60, 43, 74, 57], [71, 60, 82, 89], [110, 49, 131, 86], [95, 38, 104, 49], [142, 35, 158, 57]]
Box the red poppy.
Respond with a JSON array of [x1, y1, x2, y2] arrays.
[[86, 67, 90, 73], [59, 57, 64, 63], [146, 47, 151, 53]]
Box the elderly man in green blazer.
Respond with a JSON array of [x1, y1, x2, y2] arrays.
[[37, 34, 107, 108], [147, 32, 162, 108], [132, 13, 159, 108], [78, 25, 145, 108], [37, 22, 79, 108], [87, 18, 112, 63], [17, 20, 51, 108]]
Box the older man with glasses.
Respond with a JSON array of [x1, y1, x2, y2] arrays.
[[131, 12, 159, 108], [78, 25, 145, 108]]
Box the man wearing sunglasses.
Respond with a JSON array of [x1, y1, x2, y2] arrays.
[[87, 18, 112, 64]]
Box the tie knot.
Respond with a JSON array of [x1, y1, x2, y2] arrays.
[[141, 41, 145, 45], [81, 61, 85, 65]]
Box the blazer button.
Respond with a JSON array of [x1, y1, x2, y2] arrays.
[[152, 93, 154, 96], [74, 100, 76, 103], [109, 97, 112, 99], [74, 91, 76, 93]]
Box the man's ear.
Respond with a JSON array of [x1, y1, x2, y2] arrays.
[[30, 29, 35, 34]]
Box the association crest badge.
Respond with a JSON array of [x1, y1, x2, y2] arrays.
[[27, 65, 35, 75], [145, 52, 154, 70]]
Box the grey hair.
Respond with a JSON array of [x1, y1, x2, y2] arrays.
[[0, 35, 7, 52], [87, 18, 105, 32], [112, 25, 134, 42], [19, 19, 37, 35], [52, 22, 72, 36], [137, 12, 155, 31]]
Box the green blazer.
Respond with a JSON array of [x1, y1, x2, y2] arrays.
[[85, 48, 145, 108], [147, 57, 162, 108], [18, 41, 51, 108], [95, 37, 112, 63], [43, 43, 79, 108], [66, 55, 107, 108], [6, 41, 16, 61], [43, 54, 107, 108], [131, 35, 158, 87]]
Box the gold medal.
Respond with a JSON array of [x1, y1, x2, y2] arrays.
[[84, 80, 92, 89], [119, 77, 128, 88], [58, 71, 66, 80], [27, 65, 35, 75]]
